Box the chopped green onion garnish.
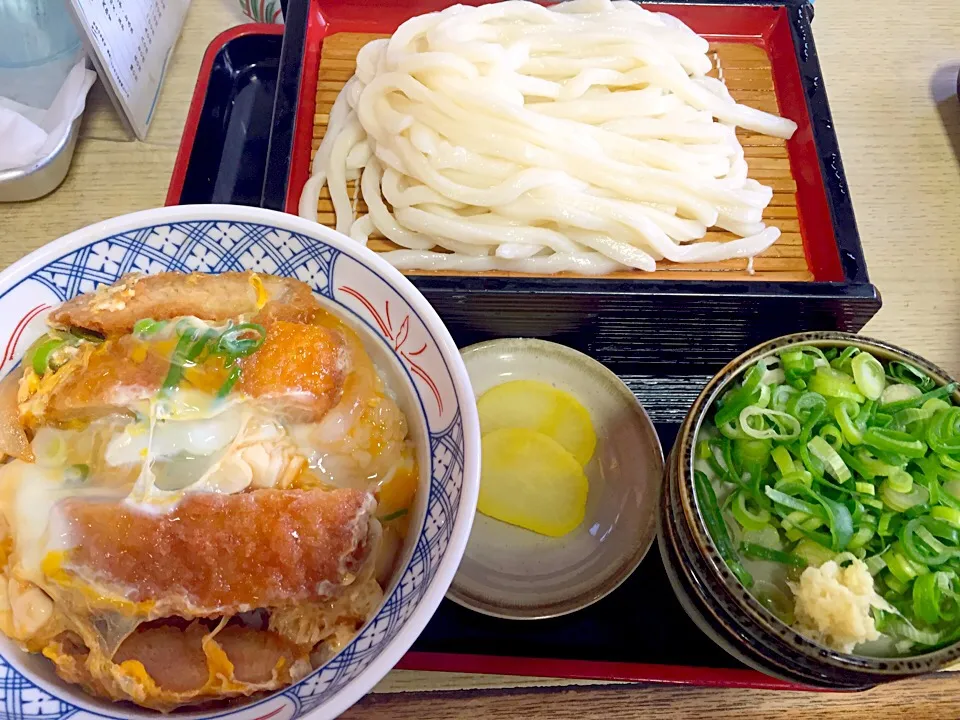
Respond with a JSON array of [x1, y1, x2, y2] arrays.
[[696, 470, 753, 588], [887, 469, 914, 494], [30, 337, 66, 376], [912, 573, 942, 625], [780, 469, 813, 487], [786, 391, 827, 424], [932, 506, 960, 529], [891, 407, 934, 433], [65, 463, 89, 485], [696, 440, 711, 460], [863, 427, 927, 459], [880, 478, 929, 513], [765, 486, 822, 517], [733, 438, 773, 471], [731, 491, 771, 531], [217, 364, 242, 399], [740, 542, 808, 568], [809, 367, 866, 403], [380, 508, 409, 522], [884, 572, 909, 595], [818, 424, 844, 450], [831, 346, 860, 374], [900, 518, 956, 566], [161, 327, 214, 395], [854, 447, 900, 477], [792, 538, 836, 568], [133, 318, 164, 336], [925, 398, 952, 414], [878, 512, 896, 537], [881, 383, 923, 407], [851, 352, 886, 401], [848, 524, 876, 551], [882, 548, 920, 583], [928, 408, 960, 455], [865, 553, 887, 576], [771, 446, 795, 475], [218, 322, 267, 358], [831, 398, 864, 445], [808, 435, 851, 483], [696, 342, 960, 654], [888, 361, 937, 392], [882, 383, 959, 415]]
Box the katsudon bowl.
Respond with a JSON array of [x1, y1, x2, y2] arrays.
[[0, 205, 480, 719]]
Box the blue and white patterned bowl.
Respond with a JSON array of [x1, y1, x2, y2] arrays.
[[0, 205, 481, 720]]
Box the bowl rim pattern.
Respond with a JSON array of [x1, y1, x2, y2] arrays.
[[0, 204, 481, 720]]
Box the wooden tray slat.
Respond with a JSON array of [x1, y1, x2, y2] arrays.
[[310, 32, 811, 282]]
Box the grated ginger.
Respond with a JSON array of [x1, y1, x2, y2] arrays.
[[789, 558, 884, 653]]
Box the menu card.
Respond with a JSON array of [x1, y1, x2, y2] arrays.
[[68, 0, 192, 140]]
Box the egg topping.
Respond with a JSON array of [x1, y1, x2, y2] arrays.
[[0, 272, 420, 711]]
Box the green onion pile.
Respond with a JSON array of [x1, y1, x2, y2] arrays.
[[696, 343, 960, 653], [23, 328, 104, 376], [25, 319, 267, 400]]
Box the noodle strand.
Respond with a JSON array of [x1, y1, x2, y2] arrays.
[[300, 0, 798, 274]]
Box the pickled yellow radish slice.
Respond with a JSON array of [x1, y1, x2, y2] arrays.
[[478, 427, 589, 537], [477, 380, 596, 465]]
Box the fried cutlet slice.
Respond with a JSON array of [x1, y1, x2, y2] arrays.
[[27, 321, 348, 426], [111, 621, 301, 690], [53, 489, 377, 614], [46, 622, 311, 711], [33, 336, 167, 424], [238, 320, 349, 422], [49, 272, 320, 336]]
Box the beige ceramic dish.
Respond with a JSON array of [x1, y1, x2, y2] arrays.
[[449, 338, 663, 619]]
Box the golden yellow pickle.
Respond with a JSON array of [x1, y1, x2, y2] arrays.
[[477, 380, 596, 465], [478, 427, 588, 537]]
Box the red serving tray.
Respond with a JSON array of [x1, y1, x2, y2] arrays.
[[282, 0, 833, 690], [393, 651, 811, 690], [166, 6, 846, 692], [167, 23, 285, 207]]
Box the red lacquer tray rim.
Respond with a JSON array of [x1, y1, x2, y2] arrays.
[[395, 651, 824, 690]]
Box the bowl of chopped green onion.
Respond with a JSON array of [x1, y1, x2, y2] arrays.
[[659, 331, 960, 689]]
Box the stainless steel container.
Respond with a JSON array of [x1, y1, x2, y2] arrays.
[[0, 114, 81, 202]]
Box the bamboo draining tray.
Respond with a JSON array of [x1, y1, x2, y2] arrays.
[[311, 32, 810, 282]]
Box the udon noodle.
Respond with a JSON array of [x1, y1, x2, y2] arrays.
[[299, 0, 799, 274]]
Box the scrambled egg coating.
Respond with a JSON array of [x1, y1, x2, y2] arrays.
[[0, 272, 420, 711]]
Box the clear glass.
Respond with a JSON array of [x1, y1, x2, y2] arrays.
[[0, 0, 83, 108]]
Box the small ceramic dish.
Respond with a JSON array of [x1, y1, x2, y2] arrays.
[[449, 338, 663, 619], [660, 331, 960, 690]]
